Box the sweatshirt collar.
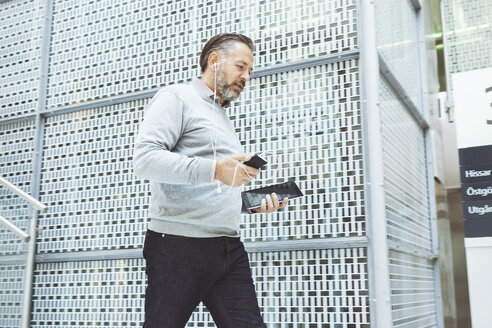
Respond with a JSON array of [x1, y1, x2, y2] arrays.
[[191, 77, 230, 108]]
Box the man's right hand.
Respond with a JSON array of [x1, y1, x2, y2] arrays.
[[214, 154, 260, 187]]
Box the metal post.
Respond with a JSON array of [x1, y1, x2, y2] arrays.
[[358, 0, 393, 326], [20, 0, 54, 326], [416, 3, 446, 327], [20, 116, 45, 328], [21, 209, 38, 328]]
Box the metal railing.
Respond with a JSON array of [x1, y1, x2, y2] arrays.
[[0, 177, 47, 212], [0, 176, 46, 243], [0, 176, 47, 328]]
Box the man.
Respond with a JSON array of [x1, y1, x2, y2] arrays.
[[133, 33, 288, 327]]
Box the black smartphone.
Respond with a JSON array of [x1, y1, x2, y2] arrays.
[[242, 154, 267, 169], [241, 181, 303, 210]]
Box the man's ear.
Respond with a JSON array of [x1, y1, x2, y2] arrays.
[[208, 52, 220, 71]]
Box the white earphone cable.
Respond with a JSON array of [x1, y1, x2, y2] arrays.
[[211, 63, 222, 193], [211, 63, 218, 163]]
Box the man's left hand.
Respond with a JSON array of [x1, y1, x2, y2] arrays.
[[255, 193, 288, 213]]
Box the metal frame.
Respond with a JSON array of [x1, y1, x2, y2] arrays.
[[0, 50, 361, 124], [439, 0, 454, 121], [1, 237, 371, 264], [0, 113, 38, 126], [387, 240, 438, 261], [40, 88, 158, 118], [378, 56, 429, 130], [426, 127, 445, 328], [357, 0, 393, 327], [0, 254, 26, 265], [250, 50, 360, 78], [245, 236, 368, 253]]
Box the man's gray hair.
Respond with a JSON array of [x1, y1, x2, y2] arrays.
[[199, 33, 254, 73]]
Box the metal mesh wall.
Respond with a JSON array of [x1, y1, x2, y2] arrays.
[[37, 58, 364, 255], [374, 0, 421, 110], [26, 0, 367, 325], [251, 249, 369, 327], [379, 78, 431, 252], [0, 263, 25, 328], [38, 102, 149, 254], [31, 249, 369, 327], [379, 75, 436, 326], [46, 0, 358, 109], [389, 250, 438, 327], [0, 120, 36, 256], [31, 259, 144, 327], [441, 0, 492, 94], [234, 59, 364, 241], [33, 60, 366, 328], [0, 0, 443, 326], [0, 0, 44, 119]]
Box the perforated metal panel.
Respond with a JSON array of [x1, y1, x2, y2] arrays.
[[379, 77, 431, 251], [374, 0, 421, 110], [46, 0, 358, 109], [442, 0, 492, 93], [38, 60, 364, 252], [0, 263, 25, 328], [389, 250, 438, 327], [37, 102, 150, 253], [31, 249, 369, 327], [0, 0, 44, 119], [235, 59, 365, 242], [0, 120, 36, 255], [31, 259, 145, 327], [251, 248, 369, 327]]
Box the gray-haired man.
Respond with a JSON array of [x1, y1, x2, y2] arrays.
[[134, 33, 288, 327]]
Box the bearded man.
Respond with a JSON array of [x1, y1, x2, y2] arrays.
[[133, 33, 288, 328]]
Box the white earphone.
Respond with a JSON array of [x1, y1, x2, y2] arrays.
[[211, 61, 220, 193], [210, 60, 258, 194]]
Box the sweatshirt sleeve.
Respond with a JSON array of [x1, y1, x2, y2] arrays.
[[133, 89, 215, 184]]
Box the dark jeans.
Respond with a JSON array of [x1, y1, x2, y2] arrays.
[[143, 229, 266, 328]]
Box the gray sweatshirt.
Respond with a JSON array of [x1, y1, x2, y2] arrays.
[[133, 78, 244, 237]]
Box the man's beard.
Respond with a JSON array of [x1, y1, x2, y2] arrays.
[[215, 67, 244, 103]]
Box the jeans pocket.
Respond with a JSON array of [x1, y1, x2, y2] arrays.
[[143, 232, 158, 275], [143, 232, 151, 260], [145, 261, 157, 276]]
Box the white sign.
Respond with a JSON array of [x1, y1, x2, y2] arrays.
[[452, 68, 492, 149], [453, 67, 492, 328]]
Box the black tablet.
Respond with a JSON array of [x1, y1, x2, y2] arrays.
[[241, 181, 303, 210]]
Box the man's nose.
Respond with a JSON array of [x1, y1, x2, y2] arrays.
[[241, 71, 250, 82]]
